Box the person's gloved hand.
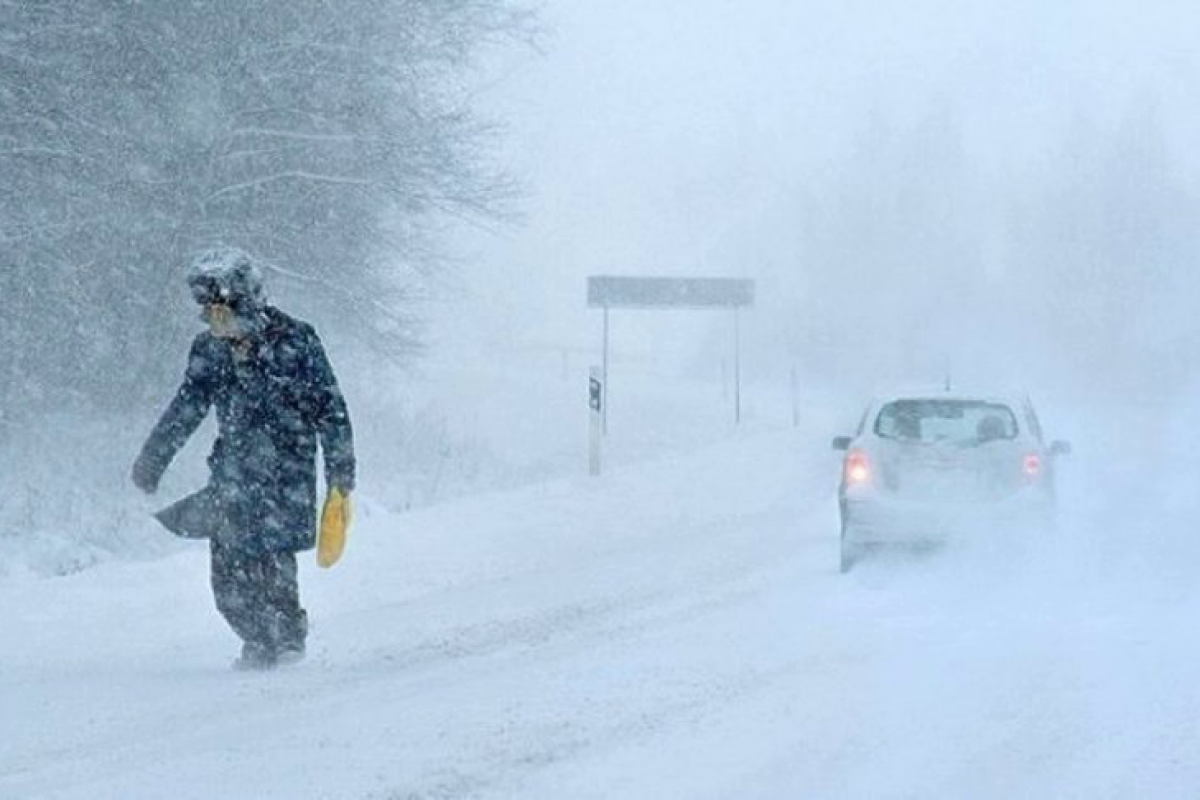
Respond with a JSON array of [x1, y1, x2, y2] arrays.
[[317, 485, 352, 568], [131, 452, 162, 494]]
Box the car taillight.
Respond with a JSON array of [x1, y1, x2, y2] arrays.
[[1022, 453, 1042, 479], [845, 450, 871, 485]]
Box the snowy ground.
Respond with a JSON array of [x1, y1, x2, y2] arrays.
[[4, 381, 1200, 798]]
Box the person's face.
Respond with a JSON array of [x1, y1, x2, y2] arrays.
[[201, 301, 240, 339]]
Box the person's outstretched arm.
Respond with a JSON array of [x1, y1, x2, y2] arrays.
[[131, 337, 217, 493]]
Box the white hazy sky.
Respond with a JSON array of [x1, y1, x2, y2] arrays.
[[432, 0, 1200, 382]]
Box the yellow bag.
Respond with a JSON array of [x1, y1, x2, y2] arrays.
[[317, 487, 352, 568]]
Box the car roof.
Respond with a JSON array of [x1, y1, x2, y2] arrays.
[[865, 386, 1032, 411]]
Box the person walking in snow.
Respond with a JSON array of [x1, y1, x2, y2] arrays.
[[131, 248, 355, 670]]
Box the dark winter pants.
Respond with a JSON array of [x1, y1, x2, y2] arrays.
[[210, 538, 307, 653]]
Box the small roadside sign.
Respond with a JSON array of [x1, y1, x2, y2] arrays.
[[589, 366, 603, 476], [589, 375, 602, 413]]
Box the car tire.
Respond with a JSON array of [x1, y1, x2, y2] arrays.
[[839, 542, 857, 573], [839, 520, 861, 573]]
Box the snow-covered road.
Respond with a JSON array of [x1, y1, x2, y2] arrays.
[[4, 423, 1200, 799]]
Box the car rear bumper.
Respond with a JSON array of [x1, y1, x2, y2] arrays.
[[841, 492, 1051, 544]]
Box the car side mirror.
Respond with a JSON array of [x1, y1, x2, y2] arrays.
[[831, 436, 852, 451], [1050, 440, 1071, 456]]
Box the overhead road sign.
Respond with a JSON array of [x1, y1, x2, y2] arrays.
[[587, 276, 755, 309]]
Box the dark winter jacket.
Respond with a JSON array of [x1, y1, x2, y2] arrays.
[[134, 306, 355, 554]]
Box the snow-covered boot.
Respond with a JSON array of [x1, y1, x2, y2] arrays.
[[231, 642, 277, 671], [275, 645, 306, 667]]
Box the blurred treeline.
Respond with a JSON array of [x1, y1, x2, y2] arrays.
[[741, 105, 1200, 398]]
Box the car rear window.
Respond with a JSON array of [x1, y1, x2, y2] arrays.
[[874, 399, 1019, 444]]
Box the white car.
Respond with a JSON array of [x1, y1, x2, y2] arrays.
[[831, 390, 1070, 572]]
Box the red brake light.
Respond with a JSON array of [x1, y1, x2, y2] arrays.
[[1022, 453, 1042, 478], [845, 450, 871, 484]]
